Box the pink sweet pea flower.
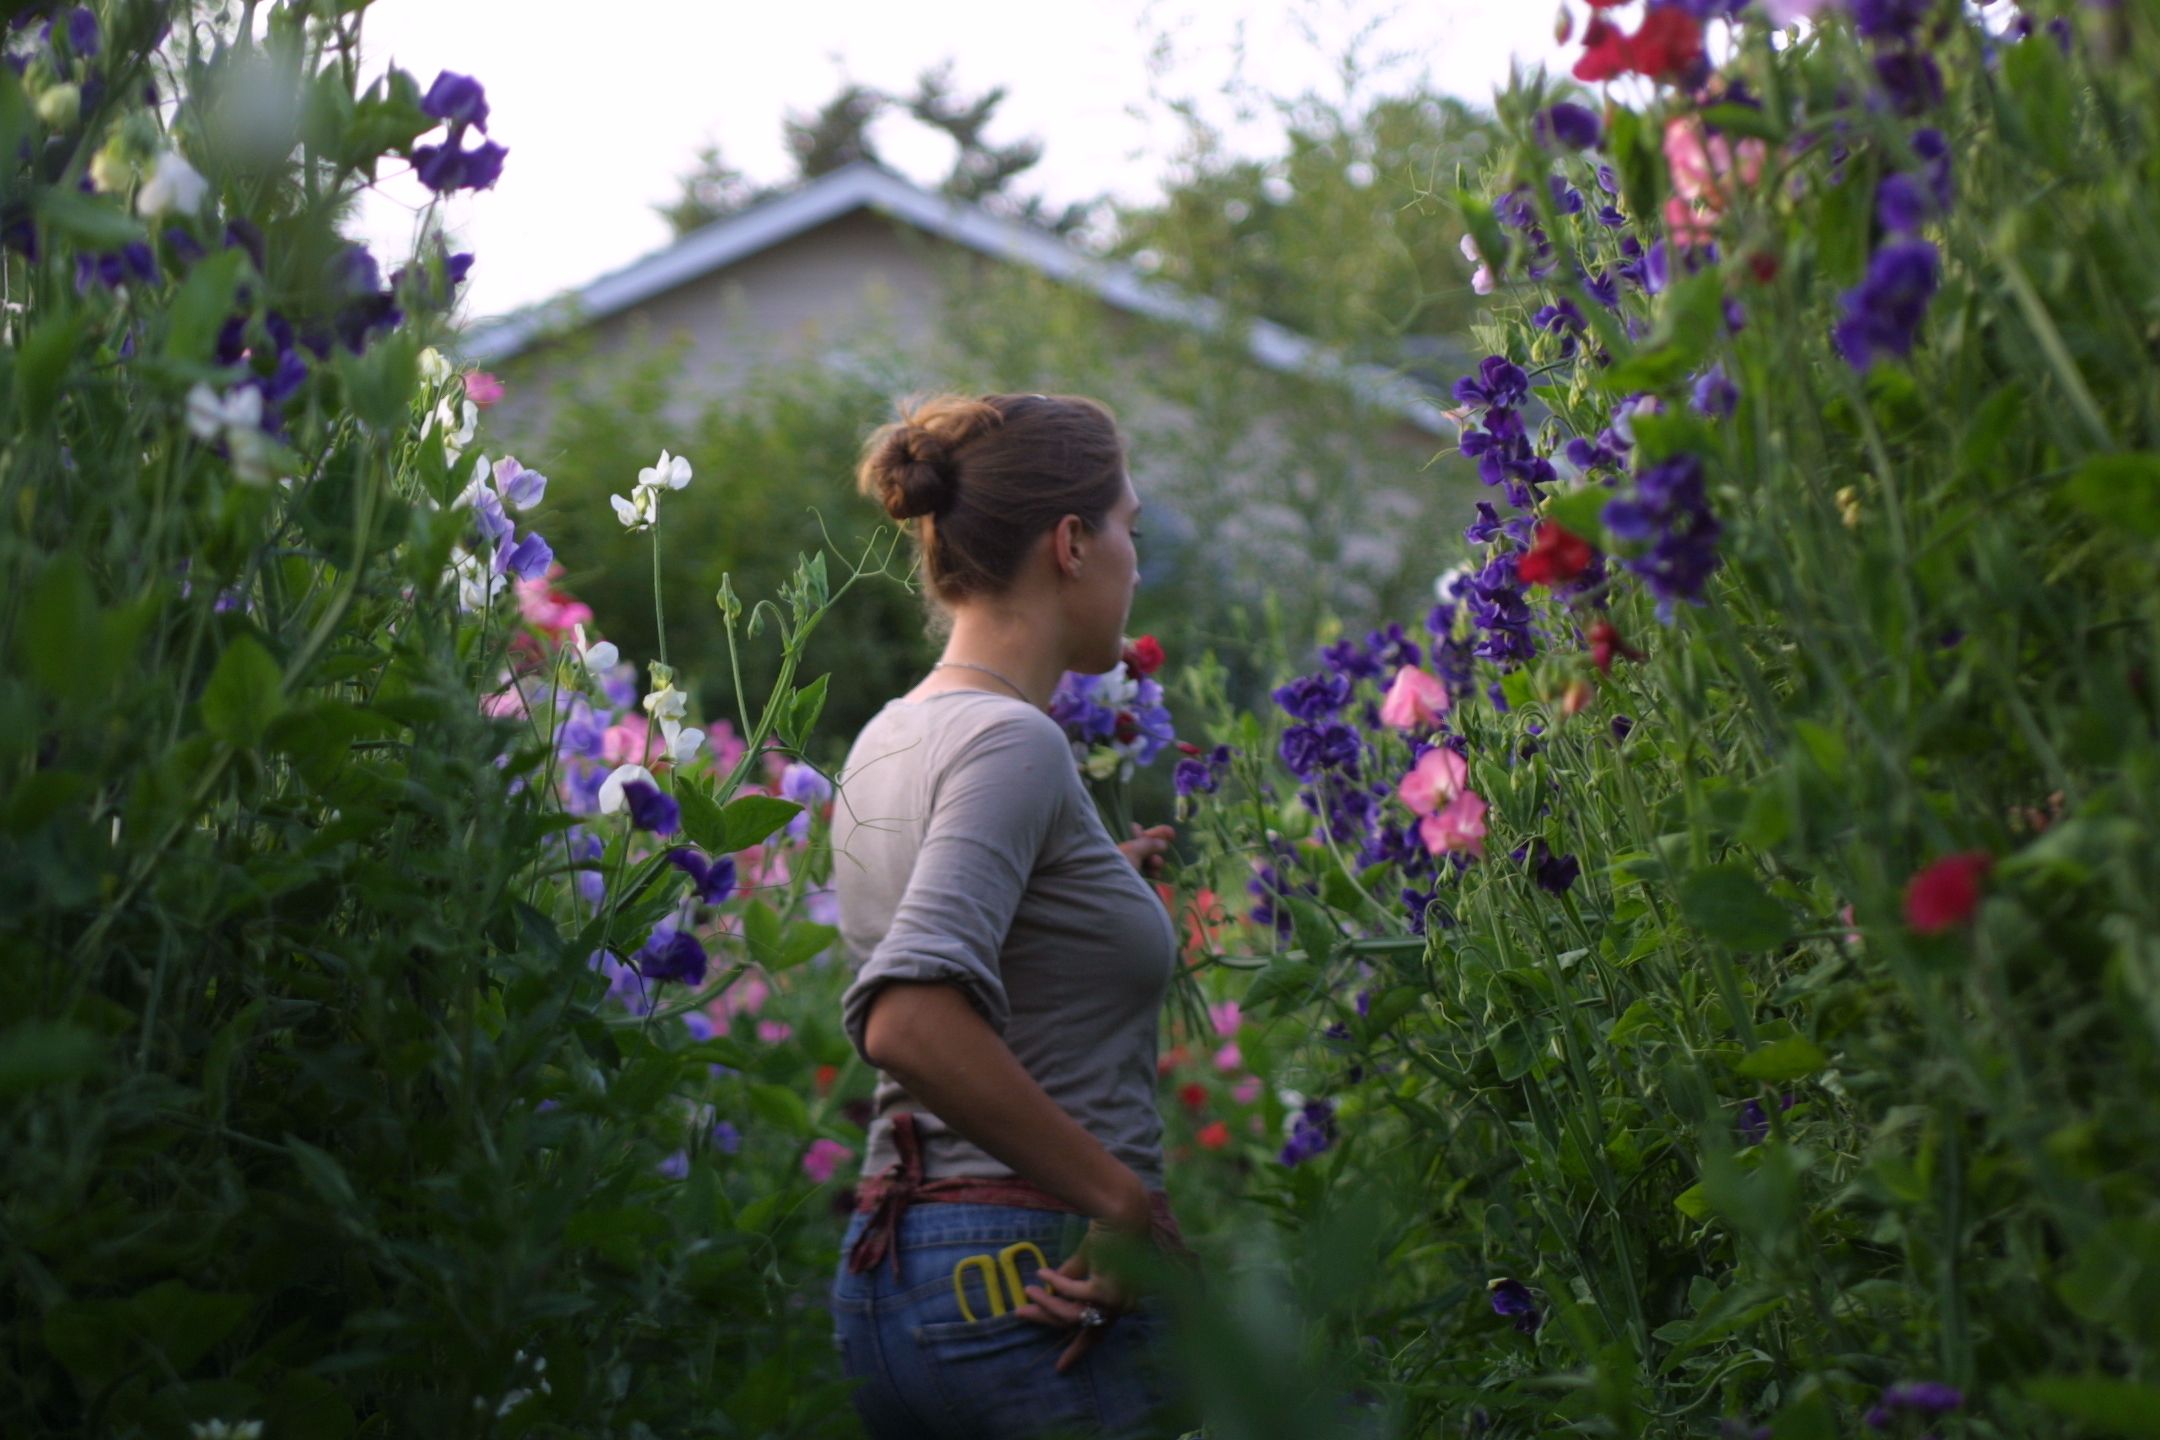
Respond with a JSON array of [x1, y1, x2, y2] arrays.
[[1232, 1077, 1262, 1105], [1208, 1001, 1242, 1038], [801, 1137, 855, 1183], [1418, 789, 1489, 857], [1379, 666, 1450, 730], [1213, 1042, 1242, 1072], [463, 371, 504, 407], [1664, 115, 1766, 245], [1398, 747, 1468, 817], [602, 715, 651, 765], [710, 973, 769, 1021], [756, 1020, 793, 1044]]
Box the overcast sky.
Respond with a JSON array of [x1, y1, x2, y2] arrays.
[[353, 0, 1572, 322]]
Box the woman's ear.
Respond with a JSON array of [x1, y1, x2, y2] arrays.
[[1053, 514, 1086, 579]]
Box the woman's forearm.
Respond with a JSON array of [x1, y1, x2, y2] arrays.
[[861, 980, 1153, 1231]]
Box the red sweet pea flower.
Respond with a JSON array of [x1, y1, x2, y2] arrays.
[[1904, 852, 1994, 934], [1588, 619, 1645, 674], [1197, 1120, 1231, 1150], [1179, 1082, 1208, 1112], [1574, 17, 1629, 81], [1517, 520, 1597, 587], [1122, 635, 1165, 676], [1627, 6, 1705, 81]]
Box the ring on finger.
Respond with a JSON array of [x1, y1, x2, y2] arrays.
[[1077, 1304, 1108, 1329]]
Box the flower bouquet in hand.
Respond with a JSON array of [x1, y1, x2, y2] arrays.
[[1049, 636, 1175, 841]]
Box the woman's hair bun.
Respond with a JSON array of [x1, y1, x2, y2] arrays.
[[857, 396, 1005, 521]]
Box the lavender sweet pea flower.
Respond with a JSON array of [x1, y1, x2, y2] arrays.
[[1691, 363, 1739, 419], [621, 779, 681, 836], [710, 1120, 742, 1154], [1535, 102, 1600, 151], [781, 761, 833, 840], [494, 531, 554, 580], [493, 456, 547, 510], [1866, 1381, 1964, 1429]]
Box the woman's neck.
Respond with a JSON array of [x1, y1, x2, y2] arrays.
[[923, 606, 1068, 710]]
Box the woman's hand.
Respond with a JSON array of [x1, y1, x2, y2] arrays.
[[1011, 1219, 1148, 1373], [1119, 822, 1175, 877]]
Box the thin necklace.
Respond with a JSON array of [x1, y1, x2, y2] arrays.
[[930, 660, 1035, 705]]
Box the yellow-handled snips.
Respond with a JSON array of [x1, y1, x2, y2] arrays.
[[952, 1241, 1051, 1323]]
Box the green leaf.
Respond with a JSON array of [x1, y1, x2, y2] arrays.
[[163, 248, 247, 366], [1545, 487, 1609, 542], [22, 553, 99, 703], [2064, 452, 2160, 538], [747, 1082, 810, 1136], [200, 636, 287, 746], [334, 328, 419, 429], [0, 1021, 104, 1098], [784, 673, 830, 747], [1768, 1389, 1838, 1440], [0, 770, 87, 836], [17, 306, 86, 426], [2003, 35, 2077, 174], [1738, 779, 1794, 851], [1679, 863, 1789, 951], [2025, 1378, 2160, 1437], [1244, 954, 1322, 1014], [779, 922, 839, 971], [287, 1135, 360, 1212], [1499, 669, 1535, 710], [35, 187, 145, 248], [1285, 897, 1339, 975], [741, 898, 785, 969], [676, 777, 730, 854], [1672, 1183, 1710, 1221], [1601, 270, 1726, 395], [1699, 103, 1785, 144], [1607, 106, 1665, 239], [1608, 999, 1665, 1048], [716, 795, 802, 854], [1628, 410, 1717, 466], [1791, 719, 1848, 781], [1734, 1035, 1828, 1082]]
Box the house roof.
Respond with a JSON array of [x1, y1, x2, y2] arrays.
[[458, 161, 1457, 436]]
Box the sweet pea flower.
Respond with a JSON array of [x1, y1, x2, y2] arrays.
[[802, 1138, 855, 1183], [571, 623, 619, 675], [610, 485, 657, 531], [1419, 789, 1489, 858], [492, 456, 547, 510], [643, 682, 688, 724], [758, 1020, 794, 1044], [602, 715, 651, 766], [634, 911, 706, 985], [597, 763, 659, 815], [1904, 852, 1993, 933], [137, 150, 209, 218], [668, 847, 738, 905], [1398, 746, 1469, 817], [464, 371, 504, 407], [1460, 233, 1496, 295], [1379, 666, 1450, 730], [621, 780, 680, 835], [660, 719, 706, 767], [1213, 1042, 1242, 1072], [1208, 1000, 1242, 1038], [639, 450, 694, 492]]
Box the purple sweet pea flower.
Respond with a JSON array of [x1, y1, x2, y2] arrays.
[[421, 71, 491, 131], [1453, 356, 1531, 409], [1272, 672, 1352, 721], [413, 138, 509, 194], [1487, 1278, 1542, 1334], [668, 847, 739, 905], [656, 1150, 690, 1179], [1278, 1099, 1336, 1166], [1691, 363, 1740, 419], [621, 779, 681, 836], [66, 6, 97, 56], [1874, 49, 1944, 115], [1865, 1381, 1964, 1429], [1835, 239, 1940, 369], [1280, 722, 1361, 782], [1533, 848, 1581, 895], [635, 914, 708, 985], [710, 1120, 742, 1154], [1535, 102, 1600, 151], [1849, 0, 1931, 41]]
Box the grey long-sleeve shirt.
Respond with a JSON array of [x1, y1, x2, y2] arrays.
[[835, 689, 1176, 1188]]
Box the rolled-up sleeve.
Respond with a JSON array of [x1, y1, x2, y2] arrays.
[[840, 713, 1070, 1060]]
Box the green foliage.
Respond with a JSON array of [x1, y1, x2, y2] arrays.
[[0, 5, 856, 1435], [1161, 3, 2160, 1436]]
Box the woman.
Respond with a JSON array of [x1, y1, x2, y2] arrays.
[[829, 393, 1183, 1440]]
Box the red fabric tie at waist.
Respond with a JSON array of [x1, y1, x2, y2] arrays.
[[845, 1112, 1186, 1276]]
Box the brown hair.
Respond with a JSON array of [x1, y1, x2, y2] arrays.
[[856, 393, 1127, 604]]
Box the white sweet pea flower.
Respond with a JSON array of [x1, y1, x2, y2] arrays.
[[418, 347, 453, 383], [660, 720, 706, 767], [446, 545, 507, 611], [185, 384, 273, 484], [138, 150, 209, 218], [642, 682, 687, 723], [611, 486, 657, 531], [571, 624, 619, 674], [638, 450, 692, 492], [427, 397, 479, 459], [597, 763, 659, 815]]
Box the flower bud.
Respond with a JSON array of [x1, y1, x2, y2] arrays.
[[35, 82, 81, 129]]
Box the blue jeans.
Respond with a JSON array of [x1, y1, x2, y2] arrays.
[[831, 1203, 1170, 1439]]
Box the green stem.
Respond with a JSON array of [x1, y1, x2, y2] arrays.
[[651, 519, 668, 668]]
